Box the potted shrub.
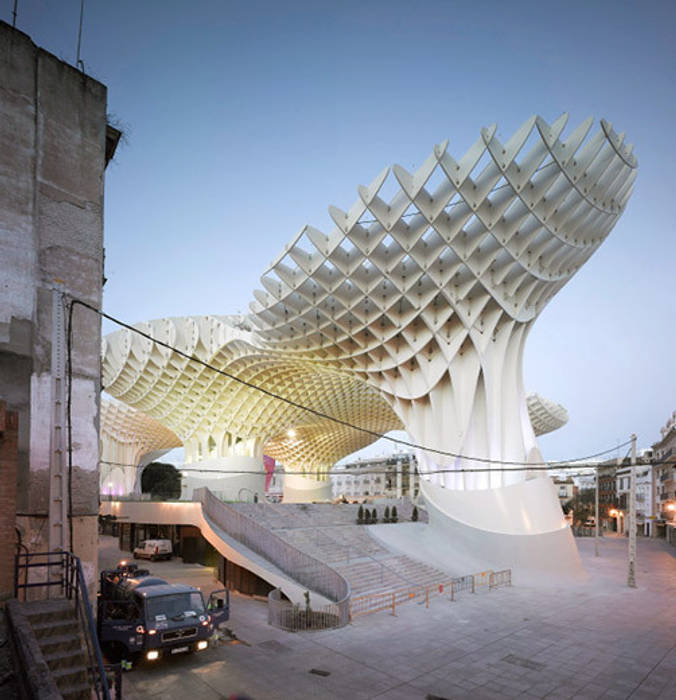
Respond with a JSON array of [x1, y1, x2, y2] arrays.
[[357, 504, 364, 524], [372, 508, 377, 523], [411, 505, 418, 522], [391, 505, 398, 523], [384, 505, 390, 523]]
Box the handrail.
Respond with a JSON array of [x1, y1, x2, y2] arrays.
[[14, 550, 113, 700], [195, 488, 350, 622], [239, 500, 417, 588], [313, 527, 416, 588]]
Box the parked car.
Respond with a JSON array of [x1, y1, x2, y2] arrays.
[[133, 539, 173, 561]]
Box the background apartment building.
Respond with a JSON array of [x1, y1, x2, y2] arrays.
[[331, 453, 420, 501]]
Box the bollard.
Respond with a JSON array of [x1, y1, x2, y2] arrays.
[[391, 592, 395, 616], [425, 587, 429, 608]]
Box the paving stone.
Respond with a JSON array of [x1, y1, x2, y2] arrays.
[[102, 533, 676, 700]]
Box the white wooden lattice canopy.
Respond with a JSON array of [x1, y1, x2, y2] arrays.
[[102, 114, 635, 489]]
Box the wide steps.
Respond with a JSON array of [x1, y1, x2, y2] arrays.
[[231, 500, 445, 604], [336, 555, 451, 597], [232, 500, 420, 530]]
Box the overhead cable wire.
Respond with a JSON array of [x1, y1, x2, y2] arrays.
[[71, 296, 633, 468], [98, 459, 640, 477]]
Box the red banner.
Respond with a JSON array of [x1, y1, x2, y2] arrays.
[[263, 455, 275, 492]]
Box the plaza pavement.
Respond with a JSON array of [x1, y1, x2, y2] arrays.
[[101, 534, 676, 699]]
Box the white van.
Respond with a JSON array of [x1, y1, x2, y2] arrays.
[[133, 539, 173, 561]]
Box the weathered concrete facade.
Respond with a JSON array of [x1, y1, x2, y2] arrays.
[[0, 402, 19, 599], [0, 20, 118, 588]]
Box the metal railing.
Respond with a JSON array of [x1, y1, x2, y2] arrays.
[[489, 569, 512, 590], [14, 550, 115, 700], [349, 568, 512, 620], [267, 588, 345, 631], [312, 525, 417, 590], [195, 488, 351, 627], [573, 526, 605, 537]]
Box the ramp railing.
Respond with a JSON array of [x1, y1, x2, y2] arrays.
[[195, 488, 350, 627]]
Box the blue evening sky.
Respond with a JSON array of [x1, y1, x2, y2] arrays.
[[6, 0, 674, 463]]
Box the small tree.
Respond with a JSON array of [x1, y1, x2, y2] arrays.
[[391, 505, 398, 523], [357, 504, 364, 524], [372, 508, 377, 523], [364, 508, 371, 524], [141, 462, 181, 500], [411, 505, 418, 522], [384, 505, 390, 523]]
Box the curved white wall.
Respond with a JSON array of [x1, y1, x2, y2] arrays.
[[421, 475, 566, 535], [283, 473, 334, 503], [180, 455, 266, 502], [420, 478, 584, 577]]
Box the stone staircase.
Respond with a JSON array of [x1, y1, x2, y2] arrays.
[[276, 525, 389, 563], [23, 600, 91, 700], [233, 499, 426, 531], [231, 500, 449, 601], [335, 554, 450, 596]]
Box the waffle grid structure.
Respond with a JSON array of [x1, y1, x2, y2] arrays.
[[102, 114, 635, 495]]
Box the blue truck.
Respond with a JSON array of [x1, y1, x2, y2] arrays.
[[97, 562, 229, 662]]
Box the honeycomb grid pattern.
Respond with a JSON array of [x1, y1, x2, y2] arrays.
[[102, 316, 402, 475], [248, 114, 636, 489], [102, 115, 635, 491], [99, 399, 182, 494]]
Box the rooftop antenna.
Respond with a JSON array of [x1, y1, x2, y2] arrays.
[[12, 0, 17, 28], [75, 0, 85, 72]]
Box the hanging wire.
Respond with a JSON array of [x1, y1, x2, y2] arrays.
[[75, 0, 85, 72], [66, 297, 632, 469]]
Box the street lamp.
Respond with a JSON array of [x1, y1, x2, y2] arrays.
[[608, 508, 622, 533]]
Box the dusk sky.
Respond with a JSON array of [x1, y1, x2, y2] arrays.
[[6, 0, 674, 464]]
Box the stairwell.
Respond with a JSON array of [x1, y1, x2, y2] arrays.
[[231, 501, 450, 601], [11, 599, 92, 700]]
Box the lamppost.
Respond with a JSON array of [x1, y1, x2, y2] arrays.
[[628, 434, 637, 588], [594, 467, 600, 556]]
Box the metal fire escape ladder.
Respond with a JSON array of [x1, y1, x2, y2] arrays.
[[48, 287, 68, 557]]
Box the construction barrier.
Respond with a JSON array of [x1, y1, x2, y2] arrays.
[[489, 568, 512, 590], [349, 568, 512, 620]]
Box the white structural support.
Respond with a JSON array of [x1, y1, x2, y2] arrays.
[[99, 399, 181, 496], [102, 115, 636, 547], [249, 115, 635, 487]]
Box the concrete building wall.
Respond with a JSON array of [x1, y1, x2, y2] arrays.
[[0, 20, 116, 588], [0, 402, 19, 599]]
